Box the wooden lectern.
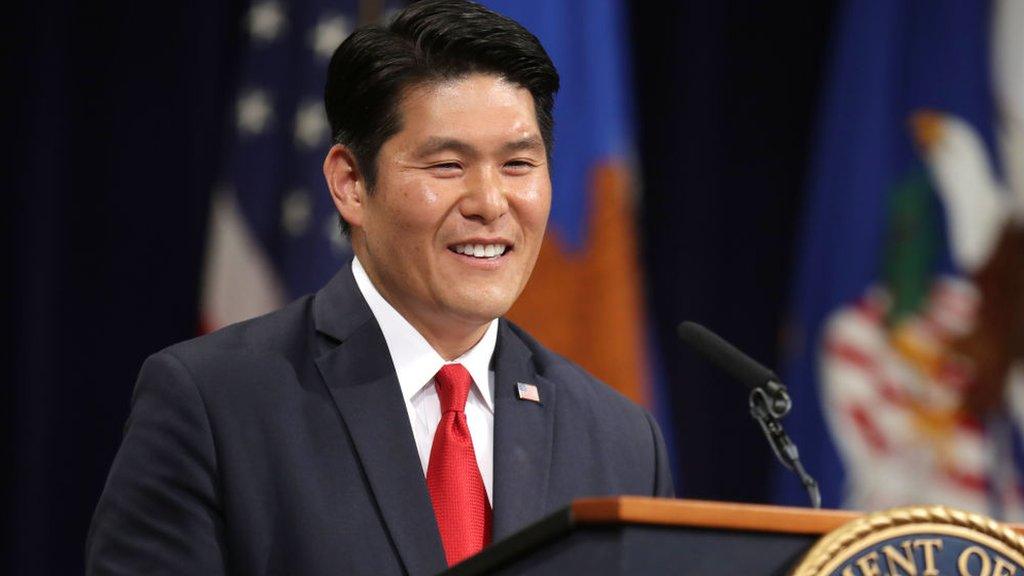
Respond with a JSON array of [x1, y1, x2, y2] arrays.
[[443, 497, 862, 575]]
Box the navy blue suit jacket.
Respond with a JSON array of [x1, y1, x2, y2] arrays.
[[86, 264, 674, 575]]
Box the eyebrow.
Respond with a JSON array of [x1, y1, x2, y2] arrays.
[[412, 135, 545, 159], [413, 137, 476, 159], [501, 136, 546, 155]]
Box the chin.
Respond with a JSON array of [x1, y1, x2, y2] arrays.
[[459, 275, 521, 304], [446, 293, 516, 325], [458, 303, 511, 324]]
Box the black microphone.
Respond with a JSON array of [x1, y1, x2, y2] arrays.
[[677, 321, 779, 389], [677, 321, 790, 417], [677, 321, 821, 508]]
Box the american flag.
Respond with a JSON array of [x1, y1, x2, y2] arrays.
[[516, 382, 540, 404], [201, 0, 400, 331]]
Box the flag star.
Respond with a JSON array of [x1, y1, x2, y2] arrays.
[[281, 189, 312, 237], [294, 100, 329, 148], [247, 1, 287, 43], [310, 15, 352, 60], [237, 89, 274, 136], [324, 215, 350, 255]]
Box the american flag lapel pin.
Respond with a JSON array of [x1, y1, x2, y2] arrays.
[[516, 382, 541, 403]]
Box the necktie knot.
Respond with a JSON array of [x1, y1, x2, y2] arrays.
[[434, 363, 472, 414]]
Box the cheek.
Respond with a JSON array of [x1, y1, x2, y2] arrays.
[[405, 178, 442, 207], [370, 177, 446, 242], [387, 178, 444, 226], [512, 179, 552, 229]]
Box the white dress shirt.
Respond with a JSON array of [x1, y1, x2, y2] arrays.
[[351, 257, 496, 503]]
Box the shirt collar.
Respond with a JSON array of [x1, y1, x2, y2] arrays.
[[351, 257, 497, 411]]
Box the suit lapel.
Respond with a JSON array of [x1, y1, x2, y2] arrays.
[[490, 321, 556, 541], [313, 265, 446, 576]]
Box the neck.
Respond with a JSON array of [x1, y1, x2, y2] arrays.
[[376, 289, 490, 360]]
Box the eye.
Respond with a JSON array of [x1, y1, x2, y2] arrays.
[[428, 161, 463, 176], [503, 159, 537, 175]]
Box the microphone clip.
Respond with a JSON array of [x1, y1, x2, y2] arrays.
[[752, 380, 791, 419]]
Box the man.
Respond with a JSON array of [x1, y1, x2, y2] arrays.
[[86, 1, 673, 574]]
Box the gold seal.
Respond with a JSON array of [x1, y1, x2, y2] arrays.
[[792, 506, 1024, 576]]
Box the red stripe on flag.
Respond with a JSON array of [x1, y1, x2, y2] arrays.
[[826, 339, 909, 407], [848, 404, 889, 454], [942, 467, 988, 493]]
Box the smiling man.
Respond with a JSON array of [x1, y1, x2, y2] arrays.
[[86, 2, 672, 575]]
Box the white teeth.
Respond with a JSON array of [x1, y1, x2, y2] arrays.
[[452, 243, 508, 259]]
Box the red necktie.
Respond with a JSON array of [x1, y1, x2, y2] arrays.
[[426, 363, 492, 566]]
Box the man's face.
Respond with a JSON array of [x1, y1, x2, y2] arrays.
[[353, 74, 551, 334]]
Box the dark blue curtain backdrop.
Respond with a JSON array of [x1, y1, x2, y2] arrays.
[[631, 2, 835, 502], [7, 1, 834, 573], [8, 1, 244, 573]]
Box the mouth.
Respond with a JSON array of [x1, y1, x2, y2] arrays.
[[447, 241, 514, 261]]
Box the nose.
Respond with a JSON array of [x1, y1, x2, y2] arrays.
[[460, 166, 508, 224]]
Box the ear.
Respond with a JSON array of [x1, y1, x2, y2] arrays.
[[323, 144, 366, 230]]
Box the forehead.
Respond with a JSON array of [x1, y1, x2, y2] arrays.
[[394, 74, 540, 141]]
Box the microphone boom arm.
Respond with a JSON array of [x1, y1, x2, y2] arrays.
[[748, 382, 821, 509]]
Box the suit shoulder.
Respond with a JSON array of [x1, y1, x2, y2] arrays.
[[171, 296, 313, 354], [160, 295, 316, 375]]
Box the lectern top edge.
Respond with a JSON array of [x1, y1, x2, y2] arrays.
[[570, 497, 1024, 537], [571, 496, 861, 536]]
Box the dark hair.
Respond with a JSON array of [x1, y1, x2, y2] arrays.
[[325, 0, 560, 217]]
